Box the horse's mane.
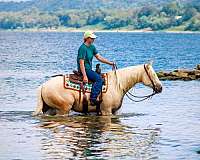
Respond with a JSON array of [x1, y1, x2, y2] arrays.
[[107, 64, 144, 74]]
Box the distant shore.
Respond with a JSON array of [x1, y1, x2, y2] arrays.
[[1, 28, 200, 34]]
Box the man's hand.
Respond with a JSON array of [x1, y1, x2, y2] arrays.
[[109, 61, 115, 66], [95, 54, 116, 69], [95, 54, 113, 65], [83, 75, 88, 83], [111, 62, 117, 70]]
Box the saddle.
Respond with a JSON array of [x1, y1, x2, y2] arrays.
[[68, 63, 102, 84], [63, 64, 108, 115], [69, 70, 106, 84], [64, 71, 108, 93]]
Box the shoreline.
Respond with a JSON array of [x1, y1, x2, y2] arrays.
[[0, 28, 200, 34]]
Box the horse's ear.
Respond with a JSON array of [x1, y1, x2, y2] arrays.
[[146, 60, 154, 69], [146, 63, 151, 69], [148, 60, 154, 66]]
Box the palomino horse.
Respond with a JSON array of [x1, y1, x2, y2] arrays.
[[32, 62, 162, 116]]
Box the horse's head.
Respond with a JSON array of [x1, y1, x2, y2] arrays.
[[142, 62, 162, 93]]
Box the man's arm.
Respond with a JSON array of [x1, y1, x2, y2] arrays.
[[79, 59, 88, 83], [95, 54, 114, 65]]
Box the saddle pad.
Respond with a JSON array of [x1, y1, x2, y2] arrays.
[[64, 73, 108, 93]]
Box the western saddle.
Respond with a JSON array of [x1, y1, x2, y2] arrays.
[[67, 64, 104, 115]]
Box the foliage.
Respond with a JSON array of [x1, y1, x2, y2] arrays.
[[185, 14, 200, 31], [0, 1, 200, 31]]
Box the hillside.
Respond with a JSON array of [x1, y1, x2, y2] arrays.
[[0, 0, 200, 31], [0, 0, 191, 12]]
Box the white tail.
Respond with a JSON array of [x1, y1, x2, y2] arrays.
[[32, 86, 43, 116]]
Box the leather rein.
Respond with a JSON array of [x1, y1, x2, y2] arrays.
[[113, 63, 157, 102]]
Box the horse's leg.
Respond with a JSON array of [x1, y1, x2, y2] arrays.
[[101, 110, 112, 116], [100, 103, 112, 116], [56, 104, 72, 116], [50, 95, 74, 116], [32, 86, 43, 116]]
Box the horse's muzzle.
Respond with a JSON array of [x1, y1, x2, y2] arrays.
[[155, 85, 162, 93]]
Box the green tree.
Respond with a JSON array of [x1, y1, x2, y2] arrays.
[[0, 13, 22, 29], [161, 2, 183, 16], [185, 14, 200, 31], [103, 16, 128, 29], [58, 14, 70, 26], [87, 10, 105, 25], [138, 6, 158, 17], [182, 7, 197, 21]]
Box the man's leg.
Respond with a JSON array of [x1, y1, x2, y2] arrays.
[[86, 70, 103, 104]]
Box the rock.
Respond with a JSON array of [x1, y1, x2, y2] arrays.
[[156, 64, 200, 81], [159, 76, 182, 81], [170, 76, 182, 80], [194, 70, 200, 75], [187, 70, 196, 75], [170, 71, 177, 76], [196, 64, 200, 70], [188, 75, 196, 80], [173, 69, 187, 72], [174, 69, 195, 75], [170, 71, 188, 78], [156, 71, 165, 78], [182, 77, 193, 81], [196, 74, 200, 79], [163, 72, 171, 76]]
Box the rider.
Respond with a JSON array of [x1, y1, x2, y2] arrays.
[[77, 31, 114, 105]]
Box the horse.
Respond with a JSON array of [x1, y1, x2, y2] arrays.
[[32, 62, 162, 116]]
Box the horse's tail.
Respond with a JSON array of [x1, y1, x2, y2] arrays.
[[32, 85, 43, 116]]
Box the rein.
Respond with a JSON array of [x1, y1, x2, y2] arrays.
[[113, 63, 156, 102]]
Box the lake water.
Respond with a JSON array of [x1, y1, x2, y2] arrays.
[[0, 31, 200, 160]]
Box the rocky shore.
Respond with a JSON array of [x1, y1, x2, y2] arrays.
[[157, 64, 200, 81]]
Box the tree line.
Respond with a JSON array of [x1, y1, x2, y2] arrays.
[[0, 2, 200, 31]]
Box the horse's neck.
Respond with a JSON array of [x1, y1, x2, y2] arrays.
[[110, 65, 144, 93]]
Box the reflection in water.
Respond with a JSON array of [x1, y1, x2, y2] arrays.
[[37, 115, 160, 159]]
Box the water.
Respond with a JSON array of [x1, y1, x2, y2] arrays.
[[0, 31, 200, 159]]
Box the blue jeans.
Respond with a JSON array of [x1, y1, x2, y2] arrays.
[[86, 70, 103, 100]]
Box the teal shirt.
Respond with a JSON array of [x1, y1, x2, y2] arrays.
[[77, 43, 98, 71]]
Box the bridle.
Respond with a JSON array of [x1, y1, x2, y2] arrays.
[[144, 64, 156, 92], [113, 63, 157, 102]]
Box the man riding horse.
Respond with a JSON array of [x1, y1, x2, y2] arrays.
[[77, 31, 114, 105], [32, 31, 162, 116]]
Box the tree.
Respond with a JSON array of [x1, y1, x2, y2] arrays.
[[67, 13, 86, 28], [185, 14, 200, 31], [0, 13, 22, 29], [58, 14, 70, 26], [136, 15, 171, 30], [182, 7, 197, 21], [161, 2, 183, 16], [103, 16, 128, 29], [138, 6, 158, 17], [87, 10, 105, 25], [136, 15, 151, 29]]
